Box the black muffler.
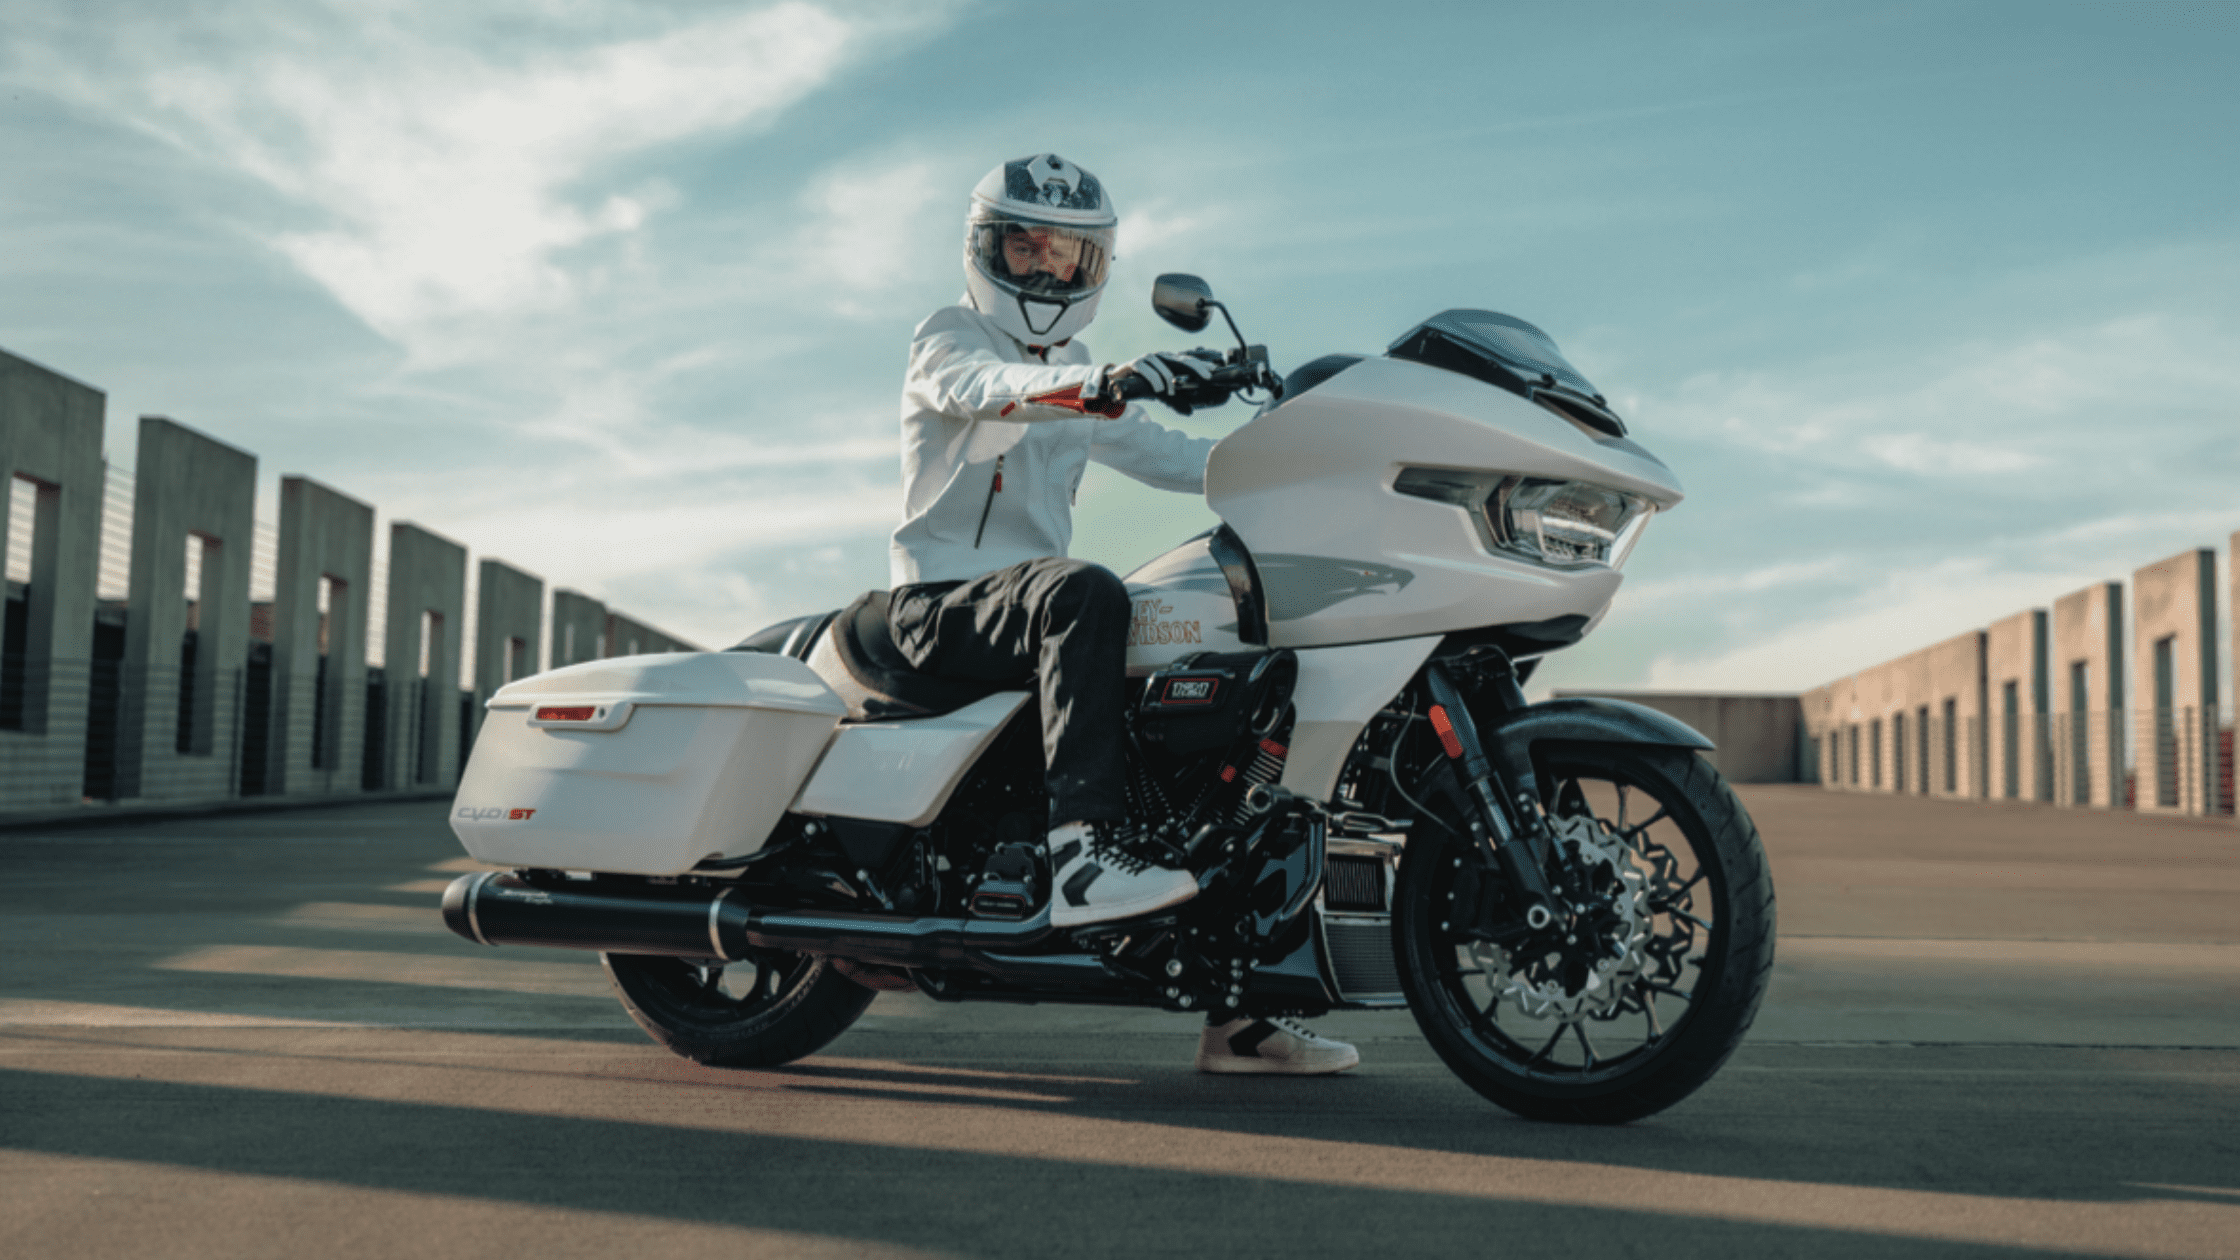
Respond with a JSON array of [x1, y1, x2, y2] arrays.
[[442, 870, 1056, 966]]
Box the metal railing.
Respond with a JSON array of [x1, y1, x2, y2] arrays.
[[1812, 708, 2234, 818]]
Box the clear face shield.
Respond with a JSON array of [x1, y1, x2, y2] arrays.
[[968, 215, 1114, 298]]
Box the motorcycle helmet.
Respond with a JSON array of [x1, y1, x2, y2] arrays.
[[963, 153, 1117, 346]]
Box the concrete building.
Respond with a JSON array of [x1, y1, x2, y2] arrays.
[[0, 351, 106, 807], [113, 417, 257, 802], [1551, 691, 1806, 783], [2051, 582, 2125, 809], [1984, 609, 2051, 804], [380, 522, 466, 791], [0, 342, 715, 822], [2131, 549, 2217, 815], [264, 477, 375, 797], [472, 559, 543, 738], [1920, 630, 1989, 801], [550, 588, 607, 669]]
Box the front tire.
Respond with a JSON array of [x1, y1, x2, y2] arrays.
[[602, 949, 875, 1068], [1395, 743, 1775, 1123]]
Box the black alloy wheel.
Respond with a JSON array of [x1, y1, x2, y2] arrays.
[[1395, 742, 1776, 1124], [602, 949, 875, 1068]]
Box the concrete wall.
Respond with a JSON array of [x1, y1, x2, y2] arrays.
[[0, 350, 106, 806], [382, 522, 466, 790], [2131, 549, 2217, 815], [266, 476, 375, 797], [473, 559, 543, 735], [550, 588, 607, 668], [1922, 630, 1989, 800], [604, 611, 696, 657], [2051, 582, 2125, 809], [1558, 691, 1803, 783], [114, 417, 256, 801], [1984, 609, 2051, 803], [1848, 647, 1925, 794]]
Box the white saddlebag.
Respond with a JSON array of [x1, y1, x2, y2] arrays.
[[451, 653, 847, 875]]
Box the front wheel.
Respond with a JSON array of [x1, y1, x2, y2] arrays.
[[602, 949, 875, 1067], [1395, 743, 1775, 1123]]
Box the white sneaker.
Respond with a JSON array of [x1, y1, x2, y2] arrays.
[[1196, 1017, 1360, 1075], [1047, 821, 1198, 928]]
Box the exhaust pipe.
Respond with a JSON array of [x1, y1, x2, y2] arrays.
[[442, 870, 1057, 966]]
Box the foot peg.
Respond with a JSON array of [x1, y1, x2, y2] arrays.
[[968, 842, 1041, 920]]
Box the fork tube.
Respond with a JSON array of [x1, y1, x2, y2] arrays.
[[1424, 663, 1557, 919]]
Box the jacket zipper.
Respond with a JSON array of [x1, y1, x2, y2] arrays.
[[973, 454, 1005, 548]]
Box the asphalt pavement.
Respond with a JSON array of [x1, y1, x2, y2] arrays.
[[2, 786, 2237, 1258]]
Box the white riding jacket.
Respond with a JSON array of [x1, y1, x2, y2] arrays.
[[888, 303, 1216, 588]]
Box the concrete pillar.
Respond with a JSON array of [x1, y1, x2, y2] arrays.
[[1826, 675, 1863, 790], [2052, 582, 2125, 809], [473, 559, 543, 736], [1799, 683, 1835, 786], [1923, 630, 1988, 801], [382, 523, 465, 791], [2131, 549, 2216, 815], [550, 588, 607, 668], [604, 612, 698, 657], [0, 349, 106, 807], [114, 418, 256, 801], [605, 612, 654, 658], [265, 476, 374, 797], [1984, 609, 2051, 803]]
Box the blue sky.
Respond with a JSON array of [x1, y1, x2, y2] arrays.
[[3, 1, 2235, 694]]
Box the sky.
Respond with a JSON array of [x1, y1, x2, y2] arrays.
[[3, 0, 2236, 696]]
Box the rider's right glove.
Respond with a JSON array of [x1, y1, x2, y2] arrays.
[[1094, 350, 1224, 415]]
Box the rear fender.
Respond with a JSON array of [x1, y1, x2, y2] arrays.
[[1482, 697, 1713, 799]]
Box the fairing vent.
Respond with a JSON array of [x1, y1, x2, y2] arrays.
[[1323, 855, 1388, 913]]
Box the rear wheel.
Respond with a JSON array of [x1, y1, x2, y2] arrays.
[[602, 949, 875, 1067], [1395, 743, 1775, 1123]]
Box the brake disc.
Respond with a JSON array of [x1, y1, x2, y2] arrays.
[[1471, 812, 1652, 1023]]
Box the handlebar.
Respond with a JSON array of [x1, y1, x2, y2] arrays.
[[1110, 355, 1283, 411]]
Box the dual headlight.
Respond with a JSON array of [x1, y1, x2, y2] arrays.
[[1394, 467, 1655, 569]]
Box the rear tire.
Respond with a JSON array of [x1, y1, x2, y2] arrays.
[[1395, 743, 1775, 1123], [602, 950, 875, 1068]]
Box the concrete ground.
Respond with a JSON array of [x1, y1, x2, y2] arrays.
[[2, 785, 2236, 1258]]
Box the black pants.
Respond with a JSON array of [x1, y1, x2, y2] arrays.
[[887, 558, 1129, 826]]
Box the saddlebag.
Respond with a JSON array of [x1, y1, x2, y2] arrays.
[[451, 652, 847, 875]]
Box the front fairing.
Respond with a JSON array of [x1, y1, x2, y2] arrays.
[[1206, 356, 1682, 650]]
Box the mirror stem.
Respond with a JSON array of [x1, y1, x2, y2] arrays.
[[1205, 300, 1249, 352]]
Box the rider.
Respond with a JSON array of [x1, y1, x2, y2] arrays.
[[885, 153, 1358, 1075]]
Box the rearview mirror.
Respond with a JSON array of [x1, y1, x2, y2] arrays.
[[1151, 273, 1214, 334]]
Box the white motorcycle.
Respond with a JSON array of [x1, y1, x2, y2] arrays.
[[440, 275, 1775, 1124]]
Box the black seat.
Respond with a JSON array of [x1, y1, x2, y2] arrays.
[[737, 592, 1010, 722]]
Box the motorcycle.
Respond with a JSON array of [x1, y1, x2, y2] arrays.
[[439, 274, 1775, 1124]]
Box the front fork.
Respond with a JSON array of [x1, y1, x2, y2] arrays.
[[1422, 661, 1560, 930]]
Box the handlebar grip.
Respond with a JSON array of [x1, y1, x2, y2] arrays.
[[1112, 371, 1156, 401]]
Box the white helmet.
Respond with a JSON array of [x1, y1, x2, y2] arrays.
[[963, 153, 1117, 346]]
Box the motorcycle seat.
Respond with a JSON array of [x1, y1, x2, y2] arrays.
[[804, 591, 1010, 723]]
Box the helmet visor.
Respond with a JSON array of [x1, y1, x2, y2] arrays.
[[969, 216, 1113, 297]]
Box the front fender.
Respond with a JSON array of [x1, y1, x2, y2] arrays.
[[1483, 697, 1713, 796]]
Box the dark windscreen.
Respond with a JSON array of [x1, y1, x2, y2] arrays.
[[1387, 309, 1625, 436]]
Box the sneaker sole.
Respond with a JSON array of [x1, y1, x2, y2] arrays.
[[1194, 1050, 1360, 1076]]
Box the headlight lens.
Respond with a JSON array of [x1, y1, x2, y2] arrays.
[[1394, 468, 1654, 569], [1493, 478, 1652, 568]]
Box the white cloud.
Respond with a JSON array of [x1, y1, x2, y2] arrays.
[[8, 1, 877, 357], [1648, 311, 2240, 480], [789, 158, 947, 316]]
